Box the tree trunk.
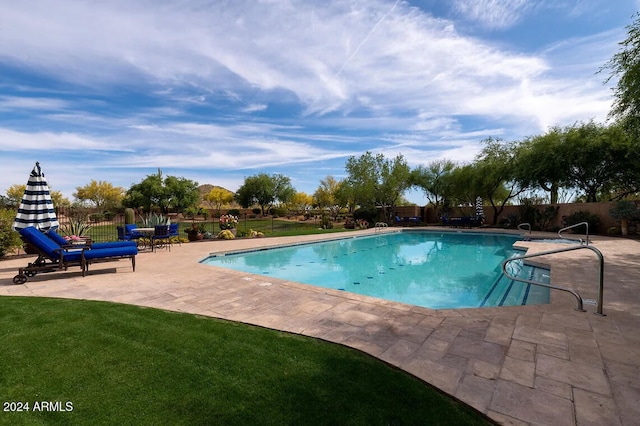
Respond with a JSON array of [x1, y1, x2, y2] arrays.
[[621, 218, 629, 236]]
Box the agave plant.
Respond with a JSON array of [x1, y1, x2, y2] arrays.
[[60, 216, 92, 237], [140, 213, 171, 227]]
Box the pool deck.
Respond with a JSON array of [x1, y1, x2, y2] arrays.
[[1, 227, 638, 425]]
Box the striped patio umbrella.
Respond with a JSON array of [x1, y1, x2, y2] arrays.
[[12, 162, 60, 231], [475, 196, 484, 219]]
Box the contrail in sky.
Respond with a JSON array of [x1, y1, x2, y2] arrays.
[[335, 0, 401, 78]]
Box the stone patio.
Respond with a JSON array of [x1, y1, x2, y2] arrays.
[[1, 227, 638, 425]]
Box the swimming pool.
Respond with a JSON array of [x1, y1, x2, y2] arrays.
[[202, 231, 550, 310]]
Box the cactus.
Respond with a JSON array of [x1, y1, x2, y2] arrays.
[[124, 208, 135, 225]]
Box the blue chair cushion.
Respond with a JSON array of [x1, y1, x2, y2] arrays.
[[83, 245, 138, 260], [45, 229, 69, 246]]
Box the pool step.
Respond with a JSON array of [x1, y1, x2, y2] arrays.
[[481, 259, 550, 307]]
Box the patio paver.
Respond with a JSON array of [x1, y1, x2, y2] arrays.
[[1, 227, 639, 425]]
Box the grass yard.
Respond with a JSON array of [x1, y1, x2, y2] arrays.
[[0, 297, 492, 425]]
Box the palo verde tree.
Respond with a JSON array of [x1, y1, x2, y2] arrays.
[[73, 180, 125, 210], [6, 184, 69, 208], [314, 175, 346, 220], [204, 187, 235, 215], [235, 173, 296, 216]]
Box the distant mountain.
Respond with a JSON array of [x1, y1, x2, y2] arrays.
[[198, 184, 234, 198]]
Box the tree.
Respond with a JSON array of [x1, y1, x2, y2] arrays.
[[123, 169, 199, 214], [344, 152, 411, 223], [514, 128, 567, 204], [6, 184, 25, 207], [561, 121, 629, 202], [235, 173, 295, 215], [410, 159, 455, 216], [288, 192, 314, 215], [6, 184, 69, 208], [204, 187, 235, 214], [73, 180, 125, 209], [164, 176, 200, 212], [474, 138, 525, 225], [601, 13, 640, 136], [314, 176, 345, 220]]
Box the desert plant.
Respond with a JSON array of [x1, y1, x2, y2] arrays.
[[124, 208, 135, 225], [61, 216, 92, 237], [217, 230, 235, 240], [141, 213, 170, 227], [227, 208, 241, 216], [89, 213, 104, 223], [536, 205, 559, 231], [500, 212, 521, 229], [353, 206, 378, 224], [564, 211, 600, 233], [252, 208, 261, 215], [609, 200, 639, 236], [0, 208, 22, 257], [320, 214, 333, 229]]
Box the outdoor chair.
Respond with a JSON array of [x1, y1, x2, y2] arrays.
[[48, 228, 136, 250], [168, 223, 181, 246], [13, 226, 137, 284], [151, 225, 171, 252]]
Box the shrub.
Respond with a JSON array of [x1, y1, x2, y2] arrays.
[[252, 208, 262, 215], [184, 206, 198, 219], [320, 214, 333, 229], [89, 213, 104, 223], [217, 230, 235, 240], [227, 208, 240, 216], [353, 206, 378, 224], [564, 211, 600, 233], [500, 212, 521, 229], [271, 207, 287, 217], [609, 201, 639, 221], [0, 209, 22, 257]]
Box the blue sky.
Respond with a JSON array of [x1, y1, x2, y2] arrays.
[[0, 0, 636, 205]]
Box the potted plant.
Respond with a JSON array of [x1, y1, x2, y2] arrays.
[[184, 222, 206, 241], [219, 214, 238, 235], [609, 200, 639, 236]]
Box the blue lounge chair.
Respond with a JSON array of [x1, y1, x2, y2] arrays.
[[13, 226, 137, 284], [47, 228, 137, 250]]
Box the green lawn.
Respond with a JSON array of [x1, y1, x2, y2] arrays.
[[0, 297, 492, 425], [82, 218, 352, 242]]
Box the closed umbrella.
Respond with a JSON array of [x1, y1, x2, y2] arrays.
[[12, 162, 60, 231], [475, 196, 484, 223]]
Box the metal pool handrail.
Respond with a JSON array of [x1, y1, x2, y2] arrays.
[[502, 244, 605, 315], [517, 223, 531, 234], [558, 221, 589, 245]]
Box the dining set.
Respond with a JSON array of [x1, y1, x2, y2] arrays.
[[117, 223, 179, 252]]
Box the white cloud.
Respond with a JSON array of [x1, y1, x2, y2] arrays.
[[452, 0, 532, 29], [0, 0, 624, 203]]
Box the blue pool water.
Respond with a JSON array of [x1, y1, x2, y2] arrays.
[[202, 231, 550, 310]]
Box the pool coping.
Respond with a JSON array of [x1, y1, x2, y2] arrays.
[[1, 226, 639, 425], [202, 229, 551, 310]]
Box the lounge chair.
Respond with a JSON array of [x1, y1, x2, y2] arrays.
[[13, 226, 137, 284], [47, 228, 137, 250]]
